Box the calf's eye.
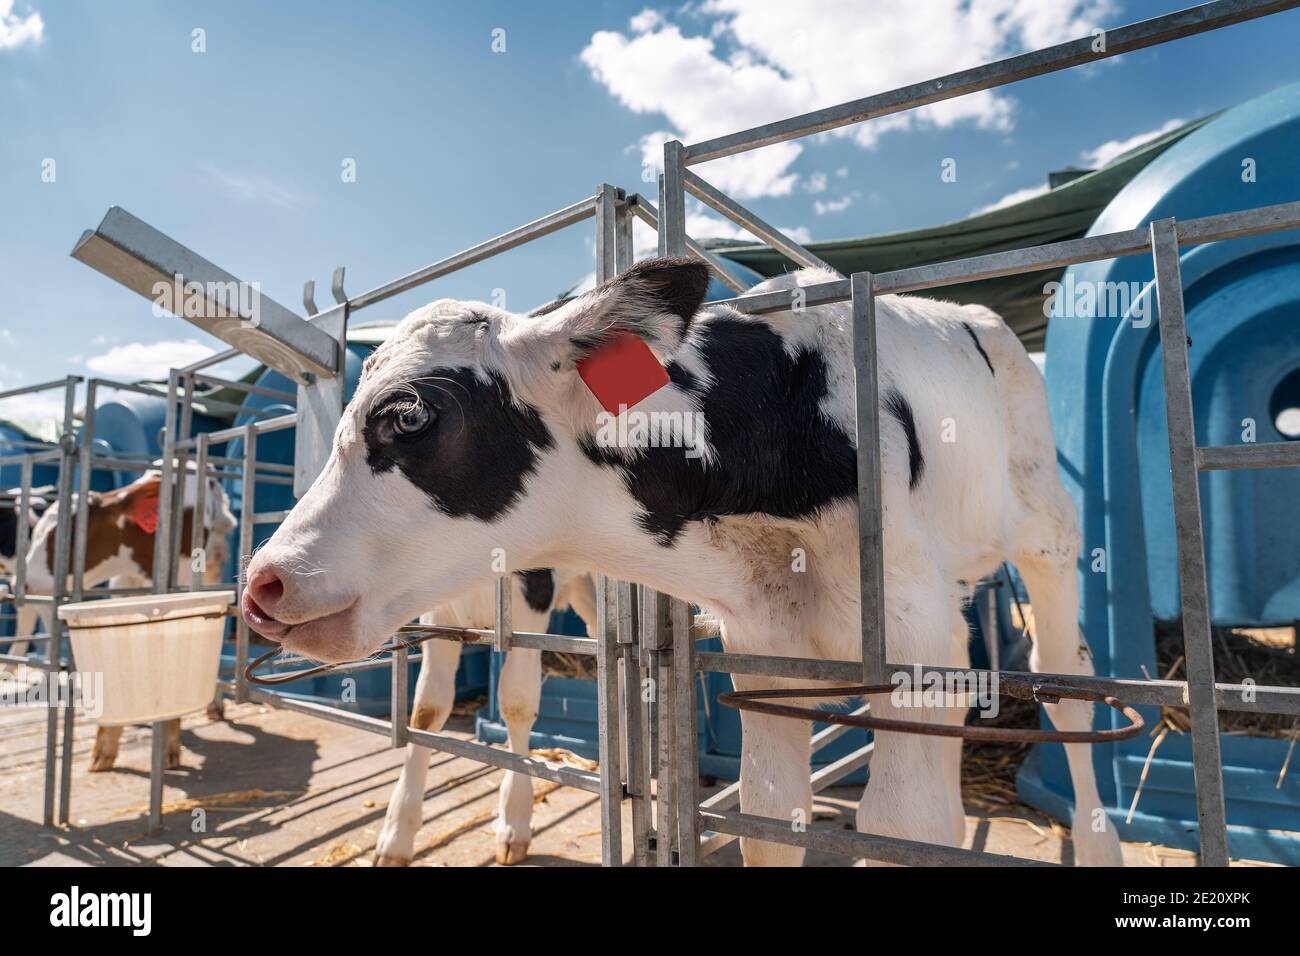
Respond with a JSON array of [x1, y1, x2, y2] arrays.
[[392, 402, 433, 437]]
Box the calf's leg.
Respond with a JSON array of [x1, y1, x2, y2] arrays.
[[374, 639, 462, 866], [494, 647, 542, 865], [734, 674, 812, 867]]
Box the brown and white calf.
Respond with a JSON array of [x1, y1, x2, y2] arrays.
[[24, 467, 237, 770], [375, 570, 597, 866], [242, 258, 1119, 867]]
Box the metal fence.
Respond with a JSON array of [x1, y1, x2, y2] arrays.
[[9, 0, 1299, 866]]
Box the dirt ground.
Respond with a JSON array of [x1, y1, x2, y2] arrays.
[[0, 690, 1268, 868]]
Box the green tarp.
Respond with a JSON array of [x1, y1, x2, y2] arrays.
[[705, 117, 1210, 350]]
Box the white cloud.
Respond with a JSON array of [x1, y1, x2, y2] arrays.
[[804, 171, 828, 194], [199, 162, 311, 211], [972, 183, 1050, 215], [583, 0, 1114, 199], [1079, 118, 1185, 169], [85, 340, 218, 381], [0, 0, 43, 51], [814, 193, 857, 216]]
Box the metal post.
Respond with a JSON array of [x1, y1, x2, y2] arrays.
[[493, 576, 512, 653], [153, 371, 179, 590], [235, 425, 257, 704], [660, 142, 687, 257], [647, 590, 676, 865], [851, 273, 887, 683], [71, 379, 97, 602], [189, 432, 209, 591], [391, 645, 409, 749], [671, 597, 698, 865], [1150, 218, 1230, 867], [595, 574, 624, 865], [148, 719, 166, 834], [618, 580, 652, 865], [45, 376, 78, 827]]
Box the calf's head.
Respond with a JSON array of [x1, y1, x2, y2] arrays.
[[242, 258, 710, 662]]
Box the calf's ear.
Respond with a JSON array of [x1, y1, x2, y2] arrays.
[[524, 257, 711, 368]]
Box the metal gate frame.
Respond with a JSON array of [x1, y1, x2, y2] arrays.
[[653, 0, 1300, 867]]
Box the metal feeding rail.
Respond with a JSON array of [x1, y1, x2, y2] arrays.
[[38, 0, 1300, 866]]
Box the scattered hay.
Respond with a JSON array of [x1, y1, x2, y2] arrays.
[[451, 695, 487, 717], [311, 843, 365, 866], [1154, 620, 1300, 739], [529, 747, 598, 772], [543, 651, 596, 680]]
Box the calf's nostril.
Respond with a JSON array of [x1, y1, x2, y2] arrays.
[[248, 567, 285, 608]]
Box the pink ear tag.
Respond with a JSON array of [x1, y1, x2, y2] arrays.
[[133, 492, 160, 534], [576, 332, 671, 415]]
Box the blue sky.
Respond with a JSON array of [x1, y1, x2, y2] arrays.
[[2, 0, 1299, 419]]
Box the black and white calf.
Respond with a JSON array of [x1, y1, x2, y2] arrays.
[[375, 570, 597, 866], [243, 258, 1119, 867]]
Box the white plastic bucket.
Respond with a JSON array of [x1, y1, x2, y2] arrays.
[[58, 591, 235, 726]]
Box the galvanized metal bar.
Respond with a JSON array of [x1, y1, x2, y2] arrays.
[[45, 376, 77, 827], [699, 808, 1054, 866], [179, 347, 242, 374], [70, 380, 97, 603], [148, 720, 166, 834], [671, 597, 698, 865], [152, 371, 179, 589], [851, 273, 887, 683], [595, 577, 625, 866], [619, 581, 653, 866], [391, 645, 409, 749], [189, 432, 209, 591], [659, 143, 688, 258], [235, 425, 257, 704], [1197, 441, 1300, 470], [70, 207, 339, 379], [190, 374, 297, 402], [0, 377, 84, 402], [683, 0, 1300, 164], [683, 168, 836, 274], [239, 686, 604, 793], [493, 576, 512, 654], [347, 196, 599, 312], [694, 650, 1300, 714], [14, 458, 33, 602], [595, 183, 619, 283], [627, 194, 749, 293], [652, 594, 676, 864], [1150, 217, 1230, 867], [710, 199, 1300, 317]]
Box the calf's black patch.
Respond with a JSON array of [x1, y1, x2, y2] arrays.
[[514, 569, 556, 613], [578, 317, 858, 545], [962, 322, 995, 377], [0, 505, 17, 563], [363, 368, 553, 522], [883, 388, 924, 491]]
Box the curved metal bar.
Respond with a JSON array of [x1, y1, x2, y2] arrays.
[[717, 682, 1145, 744]]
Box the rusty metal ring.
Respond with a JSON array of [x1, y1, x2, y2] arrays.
[[243, 624, 479, 686], [716, 682, 1145, 744]]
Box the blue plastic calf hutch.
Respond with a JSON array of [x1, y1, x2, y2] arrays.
[[1034, 81, 1300, 865]]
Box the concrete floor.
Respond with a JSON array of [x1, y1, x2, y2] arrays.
[[0, 680, 1260, 867]]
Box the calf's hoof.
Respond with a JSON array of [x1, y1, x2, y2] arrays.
[[495, 840, 530, 865], [205, 700, 226, 722], [1072, 816, 1124, 867], [373, 853, 411, 867], [88, 753, 116, 773]]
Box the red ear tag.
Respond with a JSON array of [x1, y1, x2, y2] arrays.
[[576, 332, 671, 415], [133, 492, 159, 534]]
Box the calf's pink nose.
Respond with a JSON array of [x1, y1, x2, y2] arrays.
[[247, 567, 285, 611]]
